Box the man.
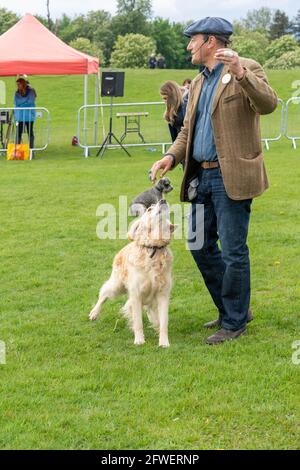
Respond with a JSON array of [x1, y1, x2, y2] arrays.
[[149, 54, 157, 69], [150, 17, 277, 344]]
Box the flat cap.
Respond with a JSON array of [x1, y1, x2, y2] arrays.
[[184, 17, 233, 37]]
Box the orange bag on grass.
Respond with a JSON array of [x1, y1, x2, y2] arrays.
[[6, 143, 30, 160]]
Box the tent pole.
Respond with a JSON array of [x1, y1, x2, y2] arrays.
[[99, 72, 105, 141], [94, 72, 99, 146], [84, 74, 88, 157]]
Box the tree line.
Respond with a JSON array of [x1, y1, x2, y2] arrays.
[[0, 2, 299, 69]]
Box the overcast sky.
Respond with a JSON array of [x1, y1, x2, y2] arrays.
[[1, 0, 298, 23]]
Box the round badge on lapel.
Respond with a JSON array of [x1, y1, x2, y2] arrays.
[[222, 73, 232, 85]]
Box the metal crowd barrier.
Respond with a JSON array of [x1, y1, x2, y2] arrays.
[[77, 102, 171, 157], [0, 107, 50, 160], [285, 97, 300, 149], [261, 98, 285, 150], [78, 99, 294, 157]]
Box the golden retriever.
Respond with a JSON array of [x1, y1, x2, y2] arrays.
[[89, 200, 176, 347]]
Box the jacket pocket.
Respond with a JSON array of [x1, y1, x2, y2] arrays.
[[240, 151, 261, 160], [223, 92, 242, 104]]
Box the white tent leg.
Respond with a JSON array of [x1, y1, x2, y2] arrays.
[[99, 73, 105, 141], [94, 72, 99, 146], [83, 74, 88, 157]]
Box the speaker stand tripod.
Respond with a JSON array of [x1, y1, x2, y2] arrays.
[[96, 97, 131, 158]]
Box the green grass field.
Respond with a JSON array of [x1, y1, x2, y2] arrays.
[[0, 69, 299, 450]]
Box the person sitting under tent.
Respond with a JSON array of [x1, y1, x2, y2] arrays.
[[14, 77, 37, 149]]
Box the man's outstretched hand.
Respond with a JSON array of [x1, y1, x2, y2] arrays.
[[150, 155, 174, 183]]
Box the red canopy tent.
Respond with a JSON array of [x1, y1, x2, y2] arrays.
[[0, 13, 99, 75], [0, 14, 100, 156]]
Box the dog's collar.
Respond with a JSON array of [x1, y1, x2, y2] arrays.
[[143, 245, 166, 258]]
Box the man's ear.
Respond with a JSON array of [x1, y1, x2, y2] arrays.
[[128, 219, 140, 241]]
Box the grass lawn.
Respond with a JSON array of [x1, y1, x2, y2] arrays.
[[0, 68, 299, 450]]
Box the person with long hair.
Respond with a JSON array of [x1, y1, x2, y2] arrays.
[[14, 78, 37, 149], [160, 80, 188, 143]]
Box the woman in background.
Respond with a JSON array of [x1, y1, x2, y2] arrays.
[[14, 78, 37, 149], [160, 80, 188, 143]]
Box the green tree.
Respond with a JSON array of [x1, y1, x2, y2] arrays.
[[269, 10, 290, 39], [242, 7, 273, 33], [0, 7, 19, 35], [232, 20, 247, 36], [264, 49, 300, 69], [84, 11, 114, 65], [172, 21, 195, 69], [291, 10, 300, 42], [110, 33, 156, 68], [151, 18, 178, 69], [150, 18, 191, 69], [232, 32, 270, 65], [112, 0, 152, 45], [55, 14, 76, 42], [266, 34, 299, 60], [67, 11, 113, 65], [116, 0, 152, 18], [69, 37, 103, 60], [111, 10, 150, 38]]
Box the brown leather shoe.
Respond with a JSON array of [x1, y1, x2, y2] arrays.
[[206, 327, 246, 345], [203, 309, 254, 329]]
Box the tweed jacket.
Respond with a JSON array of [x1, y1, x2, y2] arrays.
[[167, 58, 278, 201]]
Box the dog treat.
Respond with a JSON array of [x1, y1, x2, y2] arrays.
[[224, 50, 234, 57]]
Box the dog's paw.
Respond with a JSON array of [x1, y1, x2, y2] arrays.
[[89, 310, 98, 321], [134, 335, 145, 345], [159, 338, 170, 348]]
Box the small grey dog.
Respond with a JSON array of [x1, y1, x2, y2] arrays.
[[129, 178, 173, 217]]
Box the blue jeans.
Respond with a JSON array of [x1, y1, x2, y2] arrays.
[[189, 167, 252, 331]]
